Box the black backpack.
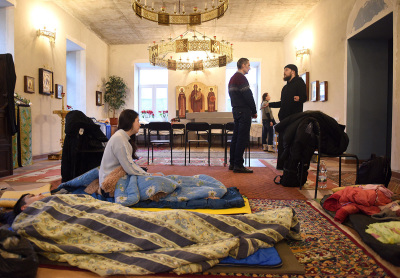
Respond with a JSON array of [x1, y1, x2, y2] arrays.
[[356, 154, 391, 187], [0, 229, 39, 278]]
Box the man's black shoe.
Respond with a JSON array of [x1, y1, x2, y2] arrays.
[[233, 167, 253, 173], [228, 165, 234, 170]]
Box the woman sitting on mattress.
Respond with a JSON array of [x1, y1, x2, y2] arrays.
[[56, 109, 228, 207]]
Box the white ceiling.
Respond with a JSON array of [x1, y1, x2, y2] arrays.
[[51, 0, 321, 45]]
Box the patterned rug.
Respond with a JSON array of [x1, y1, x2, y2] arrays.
[[0, 165, 61, 183], [320, 170, 400, 194], [200, 199, 396, 278]]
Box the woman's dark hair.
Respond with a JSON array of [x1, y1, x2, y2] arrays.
[[262, 93, 268, 101], [118, 109, 139, 131], [13, 193, 29, 216], [117, 109, 139, 159]]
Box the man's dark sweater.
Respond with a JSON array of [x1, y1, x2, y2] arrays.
[[269, 76, 307, 121], [228, 72, 257, 114]]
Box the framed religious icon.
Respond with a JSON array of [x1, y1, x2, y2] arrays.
[[39, 68, 53, 95], [24, 76, 35, 94], [311, 80, 319, 102], [96, 91, 102, 106], [319, 81, 328, 102], [55, 84, 63, 99], [300, 72, 310, 101]]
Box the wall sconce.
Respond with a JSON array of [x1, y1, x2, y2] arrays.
[[296, 47, 310, 58], [37, 27, 56, 43]]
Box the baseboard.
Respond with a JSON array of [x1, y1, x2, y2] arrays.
[[33, 153, 52, 160], [392, 170, 400, 179]]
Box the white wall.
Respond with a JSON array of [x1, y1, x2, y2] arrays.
[[283, 0, 400, 171], [283, 0, 358, 124], [109, 42, 284, 121], [12, 0, 109, 156]]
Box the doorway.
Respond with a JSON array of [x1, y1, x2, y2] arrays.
[[346, 13, 393, 160], [66, 38, 86, 113]]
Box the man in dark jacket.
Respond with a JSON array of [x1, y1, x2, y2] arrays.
[[228, 58, 257, 173], [268, 64, 307, 169]]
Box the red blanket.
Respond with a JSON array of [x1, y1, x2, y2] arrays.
[[323, 187, 392, 223]]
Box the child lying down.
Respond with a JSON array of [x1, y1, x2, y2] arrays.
[[12, 194, 301, 276]]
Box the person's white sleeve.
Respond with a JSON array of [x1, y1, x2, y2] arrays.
[[113, 142, 151, 176]]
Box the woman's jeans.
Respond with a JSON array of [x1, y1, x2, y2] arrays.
[[262, 119, 276, 145]]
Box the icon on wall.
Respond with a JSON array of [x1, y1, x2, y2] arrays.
[[24, 76, 35, 94], [319, 81, 328, 102], [55, 84, 63, 99], [39, 68, 53, 95], [96, 91, 103, 106], [311, 80, 319, 102]]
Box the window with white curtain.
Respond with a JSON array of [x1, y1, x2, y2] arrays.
[[225, 64, 259, 112], [138, 68, 168, 120]]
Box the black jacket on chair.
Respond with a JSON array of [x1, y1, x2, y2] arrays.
[[274, 111, 349, 186], [61, 110, 108, 182], [275, 111, 349, 156]]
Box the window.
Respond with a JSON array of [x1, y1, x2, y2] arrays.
[[138, 67, 168, 120], [225, 63, 259, 112]]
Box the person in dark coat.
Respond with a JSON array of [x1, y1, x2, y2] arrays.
[[0, 53, 17, 135], [268, 64, 307, 169], [228, 58, 257, 173], [61, 110, 108, 182]]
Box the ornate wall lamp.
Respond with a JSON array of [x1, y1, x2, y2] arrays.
[[37, 26, 56, 43], [296, 47, 310, 58]]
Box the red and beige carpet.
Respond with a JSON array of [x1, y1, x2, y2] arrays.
[[35, 199, 399, 278], [2, 159, 400, 277]]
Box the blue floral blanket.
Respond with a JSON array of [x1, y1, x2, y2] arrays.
[[55, 168, 233, 207]]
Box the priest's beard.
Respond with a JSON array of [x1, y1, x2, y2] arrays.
[[283, 75, 292, 82]]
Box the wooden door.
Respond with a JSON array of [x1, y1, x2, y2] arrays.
[[0, 54, 14, 177]]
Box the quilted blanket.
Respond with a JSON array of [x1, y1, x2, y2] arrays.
[[56, 168, 227, 207], [13, 195, 301, 276]]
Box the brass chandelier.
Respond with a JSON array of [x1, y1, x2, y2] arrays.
[[132, 0, 229, 26], [149, 28, 233, 71]]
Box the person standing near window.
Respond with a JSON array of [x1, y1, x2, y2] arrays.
[[228, 58, 257, 173], [261, 93, 276, 152]]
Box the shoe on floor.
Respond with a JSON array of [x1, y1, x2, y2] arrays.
[[228, 165, 234, 170], [233, 167, 253, 173], [263, 144, 268, 151], [268, 145, 274, 152]]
